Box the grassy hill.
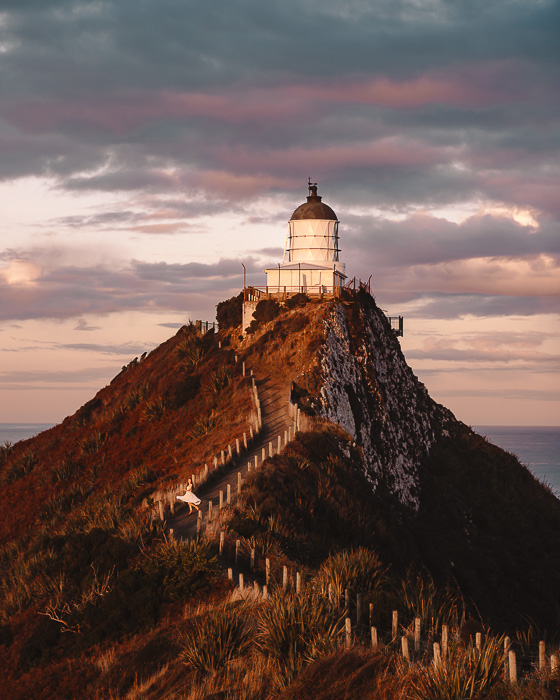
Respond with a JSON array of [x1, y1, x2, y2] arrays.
[[0, 291, 559, 699]]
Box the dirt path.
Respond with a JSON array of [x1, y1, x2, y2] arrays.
[[170, 370, 291, 540]]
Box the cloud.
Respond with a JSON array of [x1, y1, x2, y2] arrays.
[[0, 252, 259, 322], [74, 318, 101, 331]]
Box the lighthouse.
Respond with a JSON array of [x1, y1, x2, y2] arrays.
[[242, 182, 349, 332], [264, 181, 347, 295]]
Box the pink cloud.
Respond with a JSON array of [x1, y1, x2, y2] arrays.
[[210, 138, 451, 178], [1, 60, 537, 135]]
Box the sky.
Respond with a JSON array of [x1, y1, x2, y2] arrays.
[[0, 0, 559, 426]]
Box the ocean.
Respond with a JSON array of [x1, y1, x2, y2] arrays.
[[473, 426, 560, 499], [0, 423, 559, 499]]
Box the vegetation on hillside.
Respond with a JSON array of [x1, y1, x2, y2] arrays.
[[0, 293, 559, 698]]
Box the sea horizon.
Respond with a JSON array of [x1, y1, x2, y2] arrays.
[[1, 423, 559, 498]]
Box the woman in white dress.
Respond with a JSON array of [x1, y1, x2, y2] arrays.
[[176, 478, 201, 514]]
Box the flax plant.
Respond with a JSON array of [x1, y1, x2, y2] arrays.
[[255, 589, 344, 686], [407, 634, 506, 700], [315, 547, 387, 600], [181, 601, 251, 673]]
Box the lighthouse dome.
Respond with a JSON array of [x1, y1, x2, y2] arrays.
[[290, 183, 338, 221]]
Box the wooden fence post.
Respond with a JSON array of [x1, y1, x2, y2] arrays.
[[247, 460, 252, 473], [288, 426, 292, 441], [371, 627, 378, 651], [434, 642, 441, 668], [235, 539, 240, 565], [283, 566, 288, 589], [219, 531, 224, 556], [213, 456, 218, 470], [236, 438, 240, 456], [169, 528, 174, 540], [228, 568, 233, 580], [261, 447, 266, 463], [476, 632, 482, 651], [539, 641, 546, 670], [239, 573, 244, 590], [249, 426, 254, 440], [227, 484, 231, 504], [296, 572, 301, 594], [509, 651, 517, 684], [255, 454, 258, 469], [208, 500, 212, 521], [238, 472, 242, 493], [551, 655, 558, 675], [266, 558, 270, 585], [392, 610, 398, 639], [269, 441, 273, 458], [402, 636, 410, 663], [369, 603, 374, 627], [158, 500, 164, 521], [263, 585, 268, 600], [228, 444, 233, 461], [284, 429, 288, 446], [197, 511, 202, 534], [242, 361, 245, 376], [221, 450, 225, 465], [243, 432, 248, 449], [504, 637, 510, 679], [442, 625, 449, 659], [277, 435, 281, 453], [345, 618, 352, 648], [219, 490, 223, 509], [414, 617, 421, 653]]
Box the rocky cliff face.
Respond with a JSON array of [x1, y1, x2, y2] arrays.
[[299, 293, 457, 511]]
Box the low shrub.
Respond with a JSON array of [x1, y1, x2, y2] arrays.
[[173, 374, 201, 407], [285, 292, 309, 310], [216, 292, 243, 329]]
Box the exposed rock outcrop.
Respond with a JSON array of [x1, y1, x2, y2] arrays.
[[305, 293, 456, 510]]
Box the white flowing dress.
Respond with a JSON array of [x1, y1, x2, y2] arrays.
[[177, 486, 201, 505]]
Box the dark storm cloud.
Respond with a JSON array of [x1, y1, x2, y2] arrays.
[[0, 0, 558, 217]]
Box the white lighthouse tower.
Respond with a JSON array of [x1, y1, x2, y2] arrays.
[[264, 181, 347, 295]]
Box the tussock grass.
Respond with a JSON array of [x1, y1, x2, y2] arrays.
[[142, 395, 170, 422], [0, 449, 38, 484], [188, 413, 216, 440], [80, 430, 107, 456], [206, 366, 232, 394], [255, 589, 345, 686], [406, 634, 506, 700], [181, 600, 251, 673], [399, 570, 465, 634], [315, 547, 387, 600], [0, 440, 13, 464]]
